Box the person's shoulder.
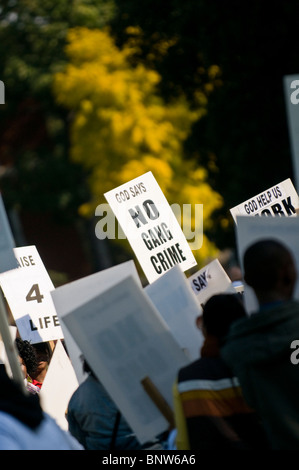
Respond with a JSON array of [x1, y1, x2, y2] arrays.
[[0, 411, 24, 450], [68, 374, 107, 409], [0, 410, 23, 430], [40, 413, 84, 449], [178, 356, 221, 382]]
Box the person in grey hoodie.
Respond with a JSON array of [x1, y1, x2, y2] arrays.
[[221, 238, 299, 450]]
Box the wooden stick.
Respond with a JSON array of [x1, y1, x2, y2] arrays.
[[141, 375, 174, 428]]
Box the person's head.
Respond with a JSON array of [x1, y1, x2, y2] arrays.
[[243, 239, 297, 303], [31, 342, 52, 380], [15, 337, 38, 378], [197, 293, 246, 342]]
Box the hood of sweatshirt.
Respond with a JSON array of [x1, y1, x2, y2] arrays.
[[221, 300, 299, 369]]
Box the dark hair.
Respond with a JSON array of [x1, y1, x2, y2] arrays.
[[243, 239, 295, 290], [32, 341, 52, 363], [15, 337, 38, 376], [202, 293, 246, 340]]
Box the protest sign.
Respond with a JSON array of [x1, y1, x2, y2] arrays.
[[0, 195, 23, 388], [235, 215, 299, 314], [0, 294, 26, 391], [40, 340, 78, 430], [188, 259, 236, 308], [230, 178, 299, 222], [51, 260, 142, 384], [0, 325, 17, 369], [145, 265, 203, 361], [0, 194, 18, 273], [283, 75, 299, 192], [0, 246, 63, 343], [104, 171, 197, 283], [61, 275, 190, 444]]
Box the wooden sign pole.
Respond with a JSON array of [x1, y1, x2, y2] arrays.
[[141, 375, 174, 429]]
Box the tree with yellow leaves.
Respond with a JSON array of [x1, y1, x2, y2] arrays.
[[53, 27, 222, 265]]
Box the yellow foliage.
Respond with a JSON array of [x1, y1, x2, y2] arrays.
[[53, 26, 223, 266]]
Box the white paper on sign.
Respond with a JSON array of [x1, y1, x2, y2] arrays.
[[230, 178, 299, 222], [0, 325, 17, 373], [40, 340, 78, 430], [235, 215, 299, 314], [104, 171, 197, 283], [188, 259, 236, 308], [51, 260, 142, 384], [62, 275, 190, 444], [0, 246, 63, 343], [145, 265, 203, 361]]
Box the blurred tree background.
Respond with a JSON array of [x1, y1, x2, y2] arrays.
[[0, 0, 297, 282], [53, 26, 222, 266]]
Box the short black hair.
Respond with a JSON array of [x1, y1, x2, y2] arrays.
[[243, 239, 294, 290], [202, 293, 246, 340]]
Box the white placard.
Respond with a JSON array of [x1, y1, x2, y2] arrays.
[[145, 265, 203, 361], [235, 216, 299, 314], [230, 178, 299, 222], [0, 325, 17, 370], [40, 340, 79, 430], [51, 260, 142, 384], [104, 171, 197, 283], [61, 276, 190, 444], [188, 259, 236, 308], [283, 75, 299, 193], [0, 246, 63, 343], [0, 194, 18, 273]]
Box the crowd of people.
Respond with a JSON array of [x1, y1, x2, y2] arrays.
[[1, 237, 299, 450]]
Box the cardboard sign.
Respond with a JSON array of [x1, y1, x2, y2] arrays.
[[0, 246, 63, 343], [104, 172, 197, 283], [235, 215, 299, 314], [0, 194, 18, 273], [61, 275, 190, 444], [188, 259, 236, 308], [51, 260, 142, 384], [283, 75, 299, 192], [40, 340, 79, 430], [145, 265, 204, 361], [0, 326, 17, 370], [230, 178, 299, 222]]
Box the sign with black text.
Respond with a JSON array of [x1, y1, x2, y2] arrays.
[[104, 172, 197, 283], [0, 246, 63, 343], [188, 259, 236, 309], [230, 178, 299, 222]]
